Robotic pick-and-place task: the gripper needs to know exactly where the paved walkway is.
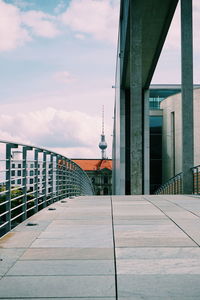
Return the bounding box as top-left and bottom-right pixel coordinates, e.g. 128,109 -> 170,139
1,195 -> 200,299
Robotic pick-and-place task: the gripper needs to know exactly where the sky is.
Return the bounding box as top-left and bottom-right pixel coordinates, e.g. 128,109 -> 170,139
0,0 -> 200,159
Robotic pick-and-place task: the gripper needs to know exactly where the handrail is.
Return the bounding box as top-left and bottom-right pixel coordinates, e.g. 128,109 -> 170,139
155,165 -> 200,195
154,172 -> 183,195
192,165 -> 200,194
0,140 -> 94,237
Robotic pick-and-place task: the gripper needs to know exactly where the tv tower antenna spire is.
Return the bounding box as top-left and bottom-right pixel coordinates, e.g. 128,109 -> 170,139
99,105 -> 107,159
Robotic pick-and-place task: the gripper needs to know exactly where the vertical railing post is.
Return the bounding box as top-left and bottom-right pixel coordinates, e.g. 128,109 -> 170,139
34,149 -> 39,213
5,144 -> 12,232
42,152 -> 47,208
5,143 -> 18,232
22,146 -> 32,221
49,153 -> 54,203
56,156 -> 60,201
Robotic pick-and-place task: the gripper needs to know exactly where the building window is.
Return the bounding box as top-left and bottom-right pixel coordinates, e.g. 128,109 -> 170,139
11,170 -> 15,177
17,179 -> 21,185
30,178 -> 34,184
17,170 -> 21,176
12,163 -> 15,169
104,176 -> 108,184
30,170 -> 34,176
103,187 -> 108,195
18,164 -> 21,168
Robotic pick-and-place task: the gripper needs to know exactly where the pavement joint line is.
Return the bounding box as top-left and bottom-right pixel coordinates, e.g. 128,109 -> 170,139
150,194 -> 200,220
144,196 -> 200,248
110,196 -> 118,300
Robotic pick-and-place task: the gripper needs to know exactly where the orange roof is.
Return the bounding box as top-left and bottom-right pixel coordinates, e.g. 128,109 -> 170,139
72,159 -> 112,171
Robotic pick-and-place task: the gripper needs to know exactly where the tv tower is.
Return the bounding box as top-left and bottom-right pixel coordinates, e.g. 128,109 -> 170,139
99,106 -> 107,159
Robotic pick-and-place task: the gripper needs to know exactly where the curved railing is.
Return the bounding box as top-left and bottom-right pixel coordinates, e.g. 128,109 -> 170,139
0,140 -> 94,237
154,173 -> 183,195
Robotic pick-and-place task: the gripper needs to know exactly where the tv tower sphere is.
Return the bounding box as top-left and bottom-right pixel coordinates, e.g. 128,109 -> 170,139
99,136 -> 107,150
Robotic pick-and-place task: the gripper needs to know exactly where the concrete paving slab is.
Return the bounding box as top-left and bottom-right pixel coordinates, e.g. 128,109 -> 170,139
30,237 -> 113,248
0,298 -> 116,300
117,274 -> 200,298
0,276 -> 115,298
12,220 -> 52,232
0,231 -> 40,248
49,219 -> 112,225
20,247 -> 114,260
116,247 -> 200,259
0,249 -> 25,276
7,259 -> 115,276
117,258 -> 200,274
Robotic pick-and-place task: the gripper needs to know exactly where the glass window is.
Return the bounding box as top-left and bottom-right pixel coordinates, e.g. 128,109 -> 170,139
17,179 -> 21,185
11,170 -> 15,177
17,170 -> 21,176
18,164 -> 21,168
103,187 -> 108,195
150,116 -> 162,134
11,163 -> 15,168
30,170 -> 34,176
30,178 -> 34,184
104,176 -> 108,184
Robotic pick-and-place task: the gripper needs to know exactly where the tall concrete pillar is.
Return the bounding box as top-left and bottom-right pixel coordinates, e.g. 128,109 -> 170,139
120,89 -> 126,194
181,0 -> 194,194
130,1 -> 143,194
143,89 -> 150,194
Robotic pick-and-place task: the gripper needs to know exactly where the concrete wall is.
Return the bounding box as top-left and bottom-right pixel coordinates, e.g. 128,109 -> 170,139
160,88 -> 200,183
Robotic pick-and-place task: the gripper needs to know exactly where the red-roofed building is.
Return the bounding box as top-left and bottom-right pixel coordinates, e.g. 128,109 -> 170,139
72,159 -> 112,195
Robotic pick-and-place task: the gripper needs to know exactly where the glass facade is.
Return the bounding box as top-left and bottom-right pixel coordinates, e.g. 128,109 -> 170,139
149,87 -> 181,110
149,85 -> 182,193
150,116 -> 163,194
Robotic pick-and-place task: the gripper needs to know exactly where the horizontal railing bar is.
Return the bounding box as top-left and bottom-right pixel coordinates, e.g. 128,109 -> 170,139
0,210 -> 8,217
11,211 -> 25,222
0,221 -> 9,229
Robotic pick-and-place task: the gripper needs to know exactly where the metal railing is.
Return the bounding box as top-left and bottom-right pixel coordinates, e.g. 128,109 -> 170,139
0,140 -> 94,237
192,165 -> 200,194
154,173 -> 183,195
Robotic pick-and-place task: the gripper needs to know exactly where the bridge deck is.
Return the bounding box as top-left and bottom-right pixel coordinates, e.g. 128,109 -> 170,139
1,195 -> 200,299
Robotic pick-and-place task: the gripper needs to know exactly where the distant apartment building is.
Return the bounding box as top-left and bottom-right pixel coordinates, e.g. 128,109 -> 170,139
11,151 -> 49,193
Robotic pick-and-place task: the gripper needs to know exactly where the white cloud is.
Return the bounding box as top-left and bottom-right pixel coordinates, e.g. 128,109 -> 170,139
75,33 -> 85,40
0,0 -> 60,52
53,71 -> 76,83
60,0 -> 119,44
0,107 -> 112,158
21,10 -> 60,38
0,0 -> 31,51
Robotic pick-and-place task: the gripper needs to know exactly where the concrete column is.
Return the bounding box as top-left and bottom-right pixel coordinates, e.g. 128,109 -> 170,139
120,88 -> 125,194
130,1 -> 143,194
181,0 -> 194,194
143,89 -> 150,194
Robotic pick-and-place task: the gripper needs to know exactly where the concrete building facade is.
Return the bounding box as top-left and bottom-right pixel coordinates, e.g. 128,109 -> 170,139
112,0 -> 194,195
161,88 -> 200,183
